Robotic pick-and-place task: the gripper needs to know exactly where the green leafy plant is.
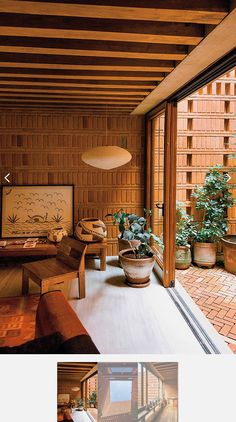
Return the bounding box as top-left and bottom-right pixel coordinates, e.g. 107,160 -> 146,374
106,208 -> 162,258
7,213 -> 20,224
77,398 -> 84,408
176,202 -> 196,246
191,165 -> 234,243
88,391 -> 97,408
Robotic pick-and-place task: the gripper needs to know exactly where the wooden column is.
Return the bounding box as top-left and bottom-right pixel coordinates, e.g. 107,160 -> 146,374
163,101 -> 177,287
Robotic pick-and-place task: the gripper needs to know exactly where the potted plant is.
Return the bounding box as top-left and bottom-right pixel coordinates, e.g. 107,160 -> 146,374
191,165 -> 234,268
77,399 -> 84,411
88,391 -> 97,408
175,202 -> 196,270
105,209 -> 148,252
118,214 -> 162,288
221,130 -> 236,274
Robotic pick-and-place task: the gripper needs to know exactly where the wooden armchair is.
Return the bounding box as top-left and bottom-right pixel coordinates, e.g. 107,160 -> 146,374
22,237 -> 87,298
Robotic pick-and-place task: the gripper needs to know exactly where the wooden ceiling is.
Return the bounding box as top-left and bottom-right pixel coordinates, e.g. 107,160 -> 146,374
57,362 -> 97,380
0,0 -> 230,113
151,362 -> 178,382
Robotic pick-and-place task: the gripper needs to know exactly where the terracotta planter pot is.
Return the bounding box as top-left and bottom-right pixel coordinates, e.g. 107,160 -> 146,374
193,242 -> 216,268
175,245 -> 191,270
222,235 -> 236,275
119,248 -> 155,288
118,237 -> 140,252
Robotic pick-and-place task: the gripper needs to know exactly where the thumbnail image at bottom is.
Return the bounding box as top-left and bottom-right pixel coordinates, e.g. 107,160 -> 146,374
57,362 -> 178,422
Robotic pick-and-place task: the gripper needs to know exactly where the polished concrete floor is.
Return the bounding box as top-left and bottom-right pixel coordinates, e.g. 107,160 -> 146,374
0,256 -> 228,354
153,405 -> 178,422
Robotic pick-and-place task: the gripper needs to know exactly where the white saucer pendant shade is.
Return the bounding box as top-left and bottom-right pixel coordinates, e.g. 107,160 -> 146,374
82,146 -> 132,170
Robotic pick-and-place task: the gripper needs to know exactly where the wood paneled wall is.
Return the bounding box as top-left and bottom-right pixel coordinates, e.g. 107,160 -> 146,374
0,110 -> 145,255
57,375 -> 81,401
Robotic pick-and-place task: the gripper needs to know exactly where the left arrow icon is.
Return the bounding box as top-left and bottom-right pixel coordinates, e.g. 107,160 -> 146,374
4,173 -> 11,183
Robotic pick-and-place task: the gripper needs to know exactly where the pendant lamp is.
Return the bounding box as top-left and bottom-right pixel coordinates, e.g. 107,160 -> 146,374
81,112 -> 132,170
71,387 -> 80,392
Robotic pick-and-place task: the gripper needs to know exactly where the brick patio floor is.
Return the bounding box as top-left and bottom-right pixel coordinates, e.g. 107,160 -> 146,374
176,264 -> 236,353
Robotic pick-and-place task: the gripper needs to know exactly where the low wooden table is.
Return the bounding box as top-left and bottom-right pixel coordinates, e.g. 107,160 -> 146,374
85,241 -> 107,271
0,239 -> 57,258
0,238 -> 107,270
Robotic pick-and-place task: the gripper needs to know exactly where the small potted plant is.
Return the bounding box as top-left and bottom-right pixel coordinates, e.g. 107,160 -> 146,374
105,209 -> 146,252
118,213 -> 162,288
191,165 -> 234,268
77,399 -> 84,411
175,202 -> 196,270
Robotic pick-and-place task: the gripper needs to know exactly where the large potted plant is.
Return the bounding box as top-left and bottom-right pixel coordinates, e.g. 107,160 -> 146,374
175,202 -> 196,270
221,130 -> 236,274
106,209 -> 151,252
191,166 -> 234,268
118,216 -> 161,288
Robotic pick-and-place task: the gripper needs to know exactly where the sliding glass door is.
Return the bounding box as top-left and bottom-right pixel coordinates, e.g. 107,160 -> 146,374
146,102 -> 177,287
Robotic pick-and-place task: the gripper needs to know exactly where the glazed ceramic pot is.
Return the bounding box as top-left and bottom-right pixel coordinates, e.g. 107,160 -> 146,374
175,245 -> 192,270
222,235 -> 236,275
193,242 -> 216,268
119,248 -> 155,288
75,218 -> 107,242
47,227 -> 68,243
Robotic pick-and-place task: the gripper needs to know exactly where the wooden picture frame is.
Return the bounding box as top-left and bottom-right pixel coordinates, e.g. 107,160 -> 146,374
1,185 -> 74,238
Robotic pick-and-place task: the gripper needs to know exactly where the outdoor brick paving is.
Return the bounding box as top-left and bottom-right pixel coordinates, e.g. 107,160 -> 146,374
176,265 -> 236,354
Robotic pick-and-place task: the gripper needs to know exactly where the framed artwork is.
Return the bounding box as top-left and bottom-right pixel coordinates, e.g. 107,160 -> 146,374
58,394 -> 70,405
1,185 -> 74,238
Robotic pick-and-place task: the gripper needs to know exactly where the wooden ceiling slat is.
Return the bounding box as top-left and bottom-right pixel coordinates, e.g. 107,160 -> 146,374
0,69 -> 165,81
0,27 -> 203,46
0,77 -> 158,87
0,1 -> 227,24
0,88 -> 150,95
0,61 -> 173,72
0,80 -> 156,89
0,93 -> 144,99
0,45 -> 187,61
0,98 -> 140,104
0,53 -> 175,70
0,36 -> 188,59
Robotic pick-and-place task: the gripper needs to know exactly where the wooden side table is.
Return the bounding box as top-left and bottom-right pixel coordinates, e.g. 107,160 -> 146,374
85,241 -> 107,271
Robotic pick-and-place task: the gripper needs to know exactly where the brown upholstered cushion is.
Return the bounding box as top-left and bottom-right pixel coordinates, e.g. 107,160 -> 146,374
36,290 -> 88,341
60,334 -> 99,354
0,332 -> 62,354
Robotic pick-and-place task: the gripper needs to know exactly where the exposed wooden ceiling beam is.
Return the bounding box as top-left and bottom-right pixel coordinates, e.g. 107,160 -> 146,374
0,37 -> 188,60
0,61 -> 173,72
0,98 -> 140,104
0,53 -> 175,71
0,45 -> 186,61
0,1 -> 228,24
0,94 -> 145,100
0,105 -> 134,111
0,77 -> 158,87
0,80 -> 156,89
0,22 -> 203,46
133,7 -> 236,114
0,69 -> 165,81
0,88 -> 150,95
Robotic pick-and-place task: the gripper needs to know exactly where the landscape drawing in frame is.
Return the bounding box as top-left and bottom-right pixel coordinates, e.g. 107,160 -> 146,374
1,185 -> 74,238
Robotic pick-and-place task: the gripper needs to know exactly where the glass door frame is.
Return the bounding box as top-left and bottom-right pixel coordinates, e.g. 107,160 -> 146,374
146,101 -> 177,288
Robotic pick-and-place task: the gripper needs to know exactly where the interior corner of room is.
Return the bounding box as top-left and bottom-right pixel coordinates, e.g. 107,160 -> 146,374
0,0 -> 236,355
